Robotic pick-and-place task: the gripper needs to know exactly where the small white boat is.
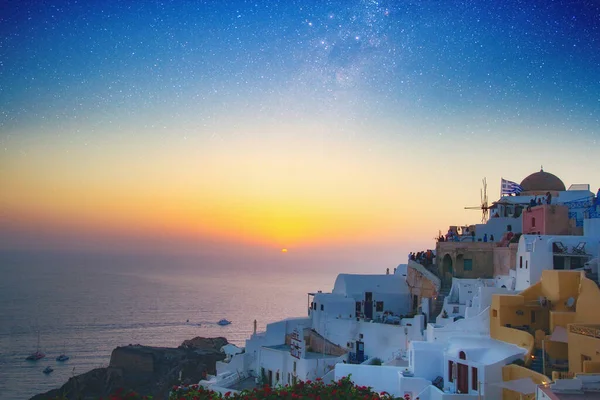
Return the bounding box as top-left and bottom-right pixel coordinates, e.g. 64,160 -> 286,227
43,366 -> 54,374
56,343 -> 69,361
217,319 -> 231,326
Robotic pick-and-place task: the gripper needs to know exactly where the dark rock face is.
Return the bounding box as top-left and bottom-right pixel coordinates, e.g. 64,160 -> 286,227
30,337 -> 228,400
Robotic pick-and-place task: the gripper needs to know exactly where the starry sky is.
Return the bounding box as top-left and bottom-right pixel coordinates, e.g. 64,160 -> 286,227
1,0 -> 600,268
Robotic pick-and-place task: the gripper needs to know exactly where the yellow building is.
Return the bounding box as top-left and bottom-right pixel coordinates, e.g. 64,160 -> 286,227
489,270 -> 600,399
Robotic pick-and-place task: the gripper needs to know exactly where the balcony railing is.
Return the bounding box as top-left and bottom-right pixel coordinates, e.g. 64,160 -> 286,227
569,324 -> 600,339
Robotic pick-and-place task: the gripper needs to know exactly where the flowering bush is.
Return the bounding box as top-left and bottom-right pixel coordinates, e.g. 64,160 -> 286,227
48,377 -> 397,400
168,376 -> 397,399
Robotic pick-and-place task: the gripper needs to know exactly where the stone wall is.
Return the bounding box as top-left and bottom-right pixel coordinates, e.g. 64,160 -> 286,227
436,242 -> 496,282
493,243 -> 518,276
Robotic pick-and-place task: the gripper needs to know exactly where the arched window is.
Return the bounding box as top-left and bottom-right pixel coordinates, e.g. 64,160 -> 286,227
459,351 -> 466,360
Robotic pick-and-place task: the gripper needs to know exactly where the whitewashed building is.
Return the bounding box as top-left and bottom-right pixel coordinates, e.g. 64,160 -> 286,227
514,234 -> 600,290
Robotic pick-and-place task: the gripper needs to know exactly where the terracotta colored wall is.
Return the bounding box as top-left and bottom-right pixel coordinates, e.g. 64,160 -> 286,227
523,206 -> 545,234
522,205 -> 570,235
544,205 -> 570,235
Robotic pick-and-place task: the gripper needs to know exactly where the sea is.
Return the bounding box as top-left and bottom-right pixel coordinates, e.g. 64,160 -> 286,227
0,250 -> 382,400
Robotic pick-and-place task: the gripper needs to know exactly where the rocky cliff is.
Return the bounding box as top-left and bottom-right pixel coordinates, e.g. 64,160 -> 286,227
30,337 -> 228,400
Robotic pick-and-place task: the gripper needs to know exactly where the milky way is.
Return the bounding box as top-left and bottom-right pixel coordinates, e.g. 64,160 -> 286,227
1,0 -> 599,148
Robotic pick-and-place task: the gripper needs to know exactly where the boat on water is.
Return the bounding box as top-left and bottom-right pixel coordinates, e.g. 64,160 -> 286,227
26,332 -> 45,361
56,342 -> 69,361
42,366 -> 54,374
217,319 -> 231,326
26,351 -> 46,361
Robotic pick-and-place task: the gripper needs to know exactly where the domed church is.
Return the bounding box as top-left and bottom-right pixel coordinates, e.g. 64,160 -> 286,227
519,168 -> 566,195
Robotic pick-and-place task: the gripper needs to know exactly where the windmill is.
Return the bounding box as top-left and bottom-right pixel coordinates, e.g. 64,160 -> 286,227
464,178 -> 491,223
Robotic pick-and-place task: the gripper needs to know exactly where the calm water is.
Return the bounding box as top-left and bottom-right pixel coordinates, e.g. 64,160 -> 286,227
0,251 -> 376,400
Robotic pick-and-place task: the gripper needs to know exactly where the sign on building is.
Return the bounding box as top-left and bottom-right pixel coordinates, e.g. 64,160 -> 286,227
290,327 -> 305,359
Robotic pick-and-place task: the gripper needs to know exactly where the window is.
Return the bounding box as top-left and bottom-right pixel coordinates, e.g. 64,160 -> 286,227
520,256 -> 523,268
464,259 -> 473,271
472,367 -> 478,391
276,372 -> 280,382
459,351 -> 466,360
532,217 -> 536,227
448,361 -> 454,382
320,304 -> 324,311
293,361 -> 297,373
526,260 -> 528,269
531,310 -> 536,323
313,302 -> 317,310
376,301 -> 384,312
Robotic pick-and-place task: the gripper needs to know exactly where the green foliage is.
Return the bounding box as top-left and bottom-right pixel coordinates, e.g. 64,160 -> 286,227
370,358 -> 383,366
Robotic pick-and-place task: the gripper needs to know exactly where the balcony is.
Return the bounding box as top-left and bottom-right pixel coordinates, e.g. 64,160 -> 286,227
569,324 -> 600,339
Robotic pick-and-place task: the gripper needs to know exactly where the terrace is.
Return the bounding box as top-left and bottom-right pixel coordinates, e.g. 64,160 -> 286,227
569,323 -> 600,339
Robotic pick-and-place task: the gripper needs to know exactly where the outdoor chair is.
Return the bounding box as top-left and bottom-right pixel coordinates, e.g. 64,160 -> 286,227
553,242 -> 568,253
573,242 -> 586,255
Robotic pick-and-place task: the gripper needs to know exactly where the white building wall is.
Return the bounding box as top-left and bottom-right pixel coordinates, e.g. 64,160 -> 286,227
494,275 -> 516,290
475,217 -> 523,242
315,317 -> 423,362
259,347 -> 286,385
310,294 -> 355,331
245,317 -> 310,375
516,235 -> 600,290
483,362 -> 504,400
410,342 -> 445,381
466,287 -> 513,318
584,218 -> 600,238
399,376 -> 435,400
426,308 -> 490,343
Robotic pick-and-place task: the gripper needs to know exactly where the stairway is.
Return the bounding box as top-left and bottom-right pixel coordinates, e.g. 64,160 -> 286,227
434,284 -> 452,317
530,348 -> 545,375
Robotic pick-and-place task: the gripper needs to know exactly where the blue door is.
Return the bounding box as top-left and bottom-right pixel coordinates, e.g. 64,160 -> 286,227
356,341 -> 365,363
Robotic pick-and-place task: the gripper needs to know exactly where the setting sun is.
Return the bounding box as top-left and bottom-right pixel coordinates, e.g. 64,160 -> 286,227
281,248 -> 288,253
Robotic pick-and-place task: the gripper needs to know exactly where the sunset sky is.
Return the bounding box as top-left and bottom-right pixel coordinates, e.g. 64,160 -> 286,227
1,1 -> 599,268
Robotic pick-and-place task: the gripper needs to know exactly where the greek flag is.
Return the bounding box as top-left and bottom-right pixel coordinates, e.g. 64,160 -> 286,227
501,178 -> 523,195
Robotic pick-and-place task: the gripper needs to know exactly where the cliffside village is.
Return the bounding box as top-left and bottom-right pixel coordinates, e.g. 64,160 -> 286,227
198,169 -> 600,400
